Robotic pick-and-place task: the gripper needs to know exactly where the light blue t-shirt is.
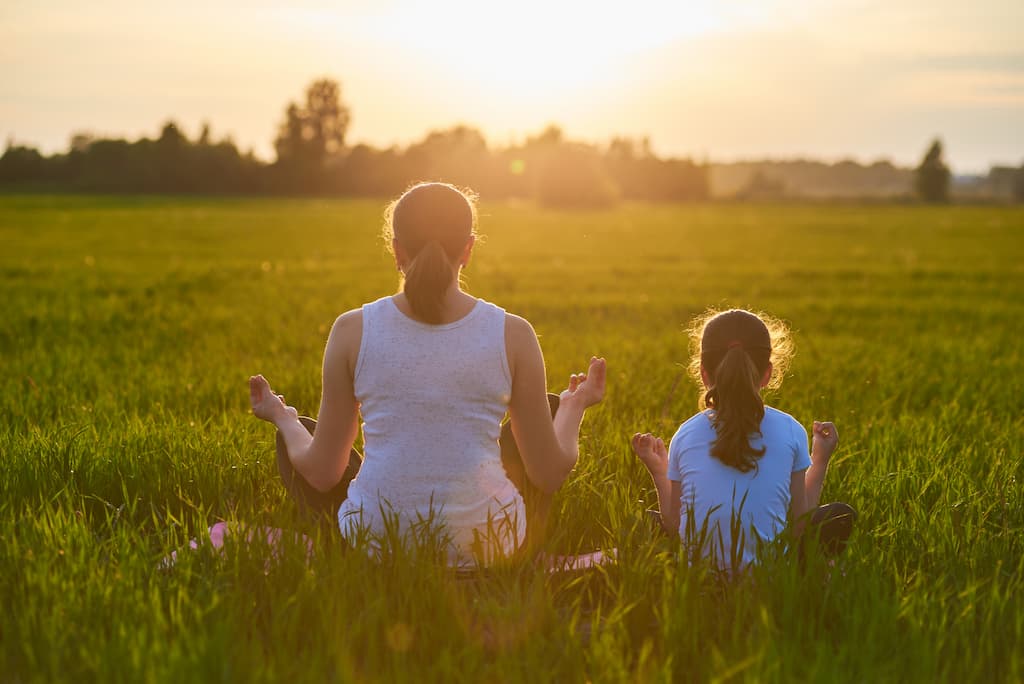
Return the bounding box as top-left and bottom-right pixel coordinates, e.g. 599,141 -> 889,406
667,406 -> 812,571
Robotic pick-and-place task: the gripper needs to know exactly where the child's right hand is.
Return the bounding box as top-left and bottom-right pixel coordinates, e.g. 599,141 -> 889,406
632,432 -> 668,479
811,421 -> 839,463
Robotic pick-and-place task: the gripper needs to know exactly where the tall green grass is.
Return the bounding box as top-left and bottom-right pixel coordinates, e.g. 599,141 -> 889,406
1,195 -> 1022,681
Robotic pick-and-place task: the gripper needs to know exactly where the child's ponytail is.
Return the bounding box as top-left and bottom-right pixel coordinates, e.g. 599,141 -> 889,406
704,346 -> 766,472
403,240 -> 454,325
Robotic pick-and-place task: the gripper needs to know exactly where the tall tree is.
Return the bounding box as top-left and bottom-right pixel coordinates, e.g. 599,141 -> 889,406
915,138 -> 951,203
274,78 -> 350,171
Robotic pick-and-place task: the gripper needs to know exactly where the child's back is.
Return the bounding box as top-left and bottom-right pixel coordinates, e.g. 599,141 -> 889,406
633,308 -> 853,573
670,406 -> 810,568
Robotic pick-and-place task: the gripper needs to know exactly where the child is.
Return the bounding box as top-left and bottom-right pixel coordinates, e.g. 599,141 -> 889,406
632,308 -> 854,571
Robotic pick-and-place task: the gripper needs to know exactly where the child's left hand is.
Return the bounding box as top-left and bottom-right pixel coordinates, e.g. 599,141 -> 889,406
811,420 -> 839,463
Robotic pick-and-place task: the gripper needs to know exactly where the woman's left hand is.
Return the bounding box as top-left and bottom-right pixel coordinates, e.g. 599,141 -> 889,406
249,374 -> 297,426
560,356 -> 607,409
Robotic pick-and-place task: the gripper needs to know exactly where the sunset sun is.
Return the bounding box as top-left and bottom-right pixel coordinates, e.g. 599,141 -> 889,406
364,1 -> 721,99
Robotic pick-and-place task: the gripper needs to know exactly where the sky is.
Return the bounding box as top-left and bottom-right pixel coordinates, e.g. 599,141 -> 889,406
2,0 -> 1022,173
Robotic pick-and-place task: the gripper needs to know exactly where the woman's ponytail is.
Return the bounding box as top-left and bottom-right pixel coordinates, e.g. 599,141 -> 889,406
704,346 -> 767,472
403,240 -> 454,325
385,182 -> 478,324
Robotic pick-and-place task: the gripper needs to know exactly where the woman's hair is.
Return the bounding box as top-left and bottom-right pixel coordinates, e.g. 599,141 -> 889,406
686,309 -> 794,472
383,182 -> 478,324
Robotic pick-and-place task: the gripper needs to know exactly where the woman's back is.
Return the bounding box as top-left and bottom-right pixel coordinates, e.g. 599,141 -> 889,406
338,295 -> 523,564
251,182 -> 605,568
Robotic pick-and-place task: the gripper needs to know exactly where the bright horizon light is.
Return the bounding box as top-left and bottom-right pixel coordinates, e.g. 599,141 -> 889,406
1,0 -> 1022,172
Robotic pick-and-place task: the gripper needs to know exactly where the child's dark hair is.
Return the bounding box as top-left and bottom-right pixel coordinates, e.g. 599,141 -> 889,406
383,182 -> 478,324
687,309 -> 794,472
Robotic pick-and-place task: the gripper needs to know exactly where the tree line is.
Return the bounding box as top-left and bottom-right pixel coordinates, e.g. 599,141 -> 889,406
0,79 -> 706,206
2,78 -> 1021,204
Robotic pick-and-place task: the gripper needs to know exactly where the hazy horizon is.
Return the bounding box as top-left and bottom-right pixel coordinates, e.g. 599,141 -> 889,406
3,0 -> 1022,174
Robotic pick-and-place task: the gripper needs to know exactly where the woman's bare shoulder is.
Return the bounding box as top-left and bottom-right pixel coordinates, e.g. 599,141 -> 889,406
323,308 -> 364,377
503,312 -> 543,380
331,307 -> 364,343
504,312 -> 538,347
332,307 -> 364,333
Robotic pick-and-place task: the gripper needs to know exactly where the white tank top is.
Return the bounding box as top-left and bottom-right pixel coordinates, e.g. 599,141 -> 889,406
337,295 -> 524,566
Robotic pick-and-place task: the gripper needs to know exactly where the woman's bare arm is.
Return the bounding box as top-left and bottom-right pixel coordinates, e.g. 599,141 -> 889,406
505,314 -> 605,494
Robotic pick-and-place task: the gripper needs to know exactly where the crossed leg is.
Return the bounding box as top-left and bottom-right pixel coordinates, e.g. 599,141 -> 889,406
799,502 -> 857,559
275,417 -> 359,525
275,394 -> 562,553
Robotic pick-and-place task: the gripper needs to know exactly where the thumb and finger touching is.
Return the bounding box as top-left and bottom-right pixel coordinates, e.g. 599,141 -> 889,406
249,375 -> 270,406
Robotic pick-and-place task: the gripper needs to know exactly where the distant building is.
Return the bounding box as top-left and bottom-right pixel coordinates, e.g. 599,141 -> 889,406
709,159 -> 912,200
951,166 -> 1019,202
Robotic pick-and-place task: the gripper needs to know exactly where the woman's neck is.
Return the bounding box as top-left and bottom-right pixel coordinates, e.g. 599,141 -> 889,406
393,286 -> 476,324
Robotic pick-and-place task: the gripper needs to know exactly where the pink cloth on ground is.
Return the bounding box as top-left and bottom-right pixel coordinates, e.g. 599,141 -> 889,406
162,523 -> 613,574
161,522 -> 314,568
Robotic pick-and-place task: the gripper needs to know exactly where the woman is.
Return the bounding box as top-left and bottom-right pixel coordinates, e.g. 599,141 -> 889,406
250,182 -> 605,566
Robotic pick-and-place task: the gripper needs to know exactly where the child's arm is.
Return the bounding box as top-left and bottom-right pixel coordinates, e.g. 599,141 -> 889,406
632,433 -> 681,534
805,420 -> 838,509
790,420 -> 838,534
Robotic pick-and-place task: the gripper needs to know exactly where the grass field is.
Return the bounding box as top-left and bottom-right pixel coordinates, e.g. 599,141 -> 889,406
2,195 -> 1023,682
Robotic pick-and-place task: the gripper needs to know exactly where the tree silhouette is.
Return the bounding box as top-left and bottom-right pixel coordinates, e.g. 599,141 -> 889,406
403,125 -> 490,189
0,142 -> 46,184
520,127 -> 619,207
274,79 -> 350,179
0,82 -> 715,202
915,139 -> 951,203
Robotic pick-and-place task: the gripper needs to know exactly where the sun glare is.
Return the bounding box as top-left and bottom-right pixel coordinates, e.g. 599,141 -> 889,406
364,1 -> 720,98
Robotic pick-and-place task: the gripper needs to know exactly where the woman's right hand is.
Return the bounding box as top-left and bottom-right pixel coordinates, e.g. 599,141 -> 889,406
632,432 -> 668,479
249,374 -> 298,426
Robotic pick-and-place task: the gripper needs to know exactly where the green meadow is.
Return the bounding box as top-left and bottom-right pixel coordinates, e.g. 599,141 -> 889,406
1,195 -> 1022,682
